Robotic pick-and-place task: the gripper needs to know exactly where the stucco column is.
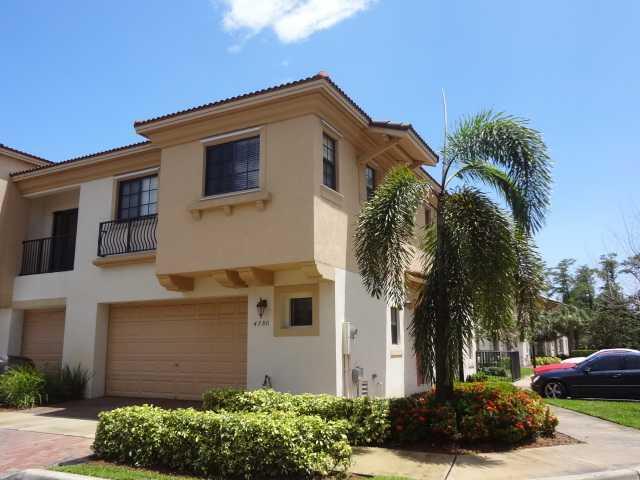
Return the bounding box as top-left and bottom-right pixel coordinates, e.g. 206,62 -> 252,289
246,286 -> 275,390
0,308 -> 23,356
61,300 -> 108,398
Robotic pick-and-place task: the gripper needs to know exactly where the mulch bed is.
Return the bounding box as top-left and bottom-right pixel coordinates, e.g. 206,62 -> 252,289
387,432 -> 580,455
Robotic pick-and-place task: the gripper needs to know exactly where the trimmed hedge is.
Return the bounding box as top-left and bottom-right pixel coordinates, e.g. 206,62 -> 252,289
203,388 -> 390,446
389,382 -> 557,445
0,366 -> 45,408
570,349 -> 597,358
534,356 -> 561,366
93,405 -> 351,479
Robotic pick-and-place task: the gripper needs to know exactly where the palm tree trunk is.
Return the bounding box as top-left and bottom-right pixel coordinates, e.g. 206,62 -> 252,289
434,204 -> 454,401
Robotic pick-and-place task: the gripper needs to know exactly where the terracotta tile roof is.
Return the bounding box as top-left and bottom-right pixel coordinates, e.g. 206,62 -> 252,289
0,143 -> 52,165
11,72 -> 437,178
10,141 -> 152,177
134,72 -> 437,160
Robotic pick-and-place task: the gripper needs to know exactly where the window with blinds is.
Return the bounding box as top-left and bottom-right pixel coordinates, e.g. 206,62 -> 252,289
205,136 -> 260,196
323,133 -> 337,190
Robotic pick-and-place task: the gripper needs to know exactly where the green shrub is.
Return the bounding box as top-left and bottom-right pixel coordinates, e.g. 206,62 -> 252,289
570,349 -> 597,357
535,356 -> 561,366
389,382 -> 557,445
466,371 -> 489,382
480,366 -> 508,377
202,388 -> 390,446
44,365 -> 90,403
0,366 -> 45,408
93,405 -> 351,479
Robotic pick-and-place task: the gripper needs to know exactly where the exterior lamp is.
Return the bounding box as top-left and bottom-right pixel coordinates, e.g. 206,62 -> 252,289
256,298 -> 268,318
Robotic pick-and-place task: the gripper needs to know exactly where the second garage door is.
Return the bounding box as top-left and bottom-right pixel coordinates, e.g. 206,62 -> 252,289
22,309 -> 65,374
106,299 -> 247,400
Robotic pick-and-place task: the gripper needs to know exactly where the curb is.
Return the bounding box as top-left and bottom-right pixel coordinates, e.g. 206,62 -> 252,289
2,469 -> 98,480
533,466 -> 640,480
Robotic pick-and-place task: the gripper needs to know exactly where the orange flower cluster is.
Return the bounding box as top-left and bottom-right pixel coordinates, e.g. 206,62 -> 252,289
389,382 -> 557,445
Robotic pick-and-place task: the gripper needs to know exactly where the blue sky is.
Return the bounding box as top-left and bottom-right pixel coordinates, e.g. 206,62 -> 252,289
1,0 -> 639,275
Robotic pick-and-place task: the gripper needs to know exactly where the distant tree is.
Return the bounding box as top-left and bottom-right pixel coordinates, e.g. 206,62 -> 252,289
588,253 -> 640,348
547,258 -> 575,303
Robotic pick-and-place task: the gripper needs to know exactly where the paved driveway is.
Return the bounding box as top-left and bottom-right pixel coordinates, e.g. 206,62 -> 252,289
0,397 -> 198,477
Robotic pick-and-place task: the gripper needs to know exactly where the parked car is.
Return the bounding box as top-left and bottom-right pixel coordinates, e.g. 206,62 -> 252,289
534,348 -> 638,374
531,350 -> 640,399
0,355 -> 35,374
561,356 -> 586,364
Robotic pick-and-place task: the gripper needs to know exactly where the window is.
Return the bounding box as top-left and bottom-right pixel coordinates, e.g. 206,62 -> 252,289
365,165 -> 376,200
118,175 -> 158,220
290,297 -> 313,327
390,307 -> 400,345
589,355 -> 624,372
323,133 -> 337,190
625,355 -> 640,370
425,206 -> 433,226
205,136 -> 260,196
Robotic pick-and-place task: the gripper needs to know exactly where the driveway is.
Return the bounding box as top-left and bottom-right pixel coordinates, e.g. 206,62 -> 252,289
0,397 -> 198,477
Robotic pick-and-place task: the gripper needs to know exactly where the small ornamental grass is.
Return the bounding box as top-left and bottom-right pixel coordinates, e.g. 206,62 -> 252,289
203,388 -> 390,446
389,382 -> 558,445
0,366 -> 45,408
93,405 -> 351,479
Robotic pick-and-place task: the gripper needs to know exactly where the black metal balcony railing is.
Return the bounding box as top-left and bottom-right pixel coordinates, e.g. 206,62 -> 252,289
20,235 -> 76,275
97,214 -> 158,257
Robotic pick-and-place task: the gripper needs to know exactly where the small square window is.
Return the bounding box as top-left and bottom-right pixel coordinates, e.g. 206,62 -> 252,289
290,297 -> 313,327
390,307 -> 400,345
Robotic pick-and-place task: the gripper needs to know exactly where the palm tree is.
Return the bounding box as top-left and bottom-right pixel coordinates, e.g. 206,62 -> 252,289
355,111 -> 552,401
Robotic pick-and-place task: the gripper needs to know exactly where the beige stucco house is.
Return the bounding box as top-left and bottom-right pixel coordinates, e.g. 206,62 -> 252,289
0,73 -> 446,400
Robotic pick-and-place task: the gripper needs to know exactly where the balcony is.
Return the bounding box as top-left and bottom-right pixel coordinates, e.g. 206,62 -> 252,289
20,235 -> 76,275
97,214 -> 158,257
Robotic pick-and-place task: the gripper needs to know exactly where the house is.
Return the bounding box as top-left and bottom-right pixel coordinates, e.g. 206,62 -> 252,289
0,73 -> 448,400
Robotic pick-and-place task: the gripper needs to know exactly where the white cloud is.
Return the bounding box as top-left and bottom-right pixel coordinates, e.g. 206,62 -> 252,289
218,0 -> 376,44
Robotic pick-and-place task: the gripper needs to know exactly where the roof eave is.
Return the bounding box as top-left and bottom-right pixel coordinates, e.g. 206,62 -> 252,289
0,145 -> 52,167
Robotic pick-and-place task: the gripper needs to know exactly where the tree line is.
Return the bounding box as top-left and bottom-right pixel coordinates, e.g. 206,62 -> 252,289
542,252 -> 640,352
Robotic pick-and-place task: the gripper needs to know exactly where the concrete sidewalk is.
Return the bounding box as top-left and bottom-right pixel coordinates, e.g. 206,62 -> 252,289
352,405 -> 640,479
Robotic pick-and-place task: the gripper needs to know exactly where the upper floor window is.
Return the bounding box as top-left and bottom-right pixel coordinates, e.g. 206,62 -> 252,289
205,136 -> 260,196
425,206 -> 433,227
322,133 -> 337,190
365,165 -> 376,200
390,307 -> 400,345
118,175 -> 158,220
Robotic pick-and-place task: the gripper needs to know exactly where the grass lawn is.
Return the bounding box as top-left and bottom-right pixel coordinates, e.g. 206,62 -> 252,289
51,462 -> 412,480
546,398 -> 640,430
521,366 -> 533,378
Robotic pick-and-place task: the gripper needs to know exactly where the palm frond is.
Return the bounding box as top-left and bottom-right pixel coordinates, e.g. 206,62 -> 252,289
453,162 -> 528,227
513,228 -> 545,341
412,188 -> 517,384
446,111 -> 552,233
354,166 -> 428,308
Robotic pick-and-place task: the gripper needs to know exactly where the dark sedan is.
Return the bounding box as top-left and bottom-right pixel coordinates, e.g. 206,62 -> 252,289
531,350 -> 640,399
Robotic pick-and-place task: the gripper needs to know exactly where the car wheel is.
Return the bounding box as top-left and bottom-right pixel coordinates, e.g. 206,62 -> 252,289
543,381 -> 566,399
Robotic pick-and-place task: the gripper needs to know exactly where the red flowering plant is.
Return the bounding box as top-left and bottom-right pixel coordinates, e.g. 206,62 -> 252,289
389,382 -> 557,446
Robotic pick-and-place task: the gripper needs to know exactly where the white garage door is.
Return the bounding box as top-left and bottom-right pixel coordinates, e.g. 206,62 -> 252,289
106,299 -> 247,400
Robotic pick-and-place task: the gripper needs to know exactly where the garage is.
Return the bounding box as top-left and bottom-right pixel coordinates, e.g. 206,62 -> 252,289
106,298 -> 247,400
21,308 -> 65,374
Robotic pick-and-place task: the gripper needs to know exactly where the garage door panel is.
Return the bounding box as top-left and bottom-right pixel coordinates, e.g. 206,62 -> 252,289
107,299 -> 247,400
22,309 -> 65,374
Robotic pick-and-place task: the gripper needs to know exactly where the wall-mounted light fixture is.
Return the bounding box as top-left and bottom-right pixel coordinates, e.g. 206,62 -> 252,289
256,297 -> 268,318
